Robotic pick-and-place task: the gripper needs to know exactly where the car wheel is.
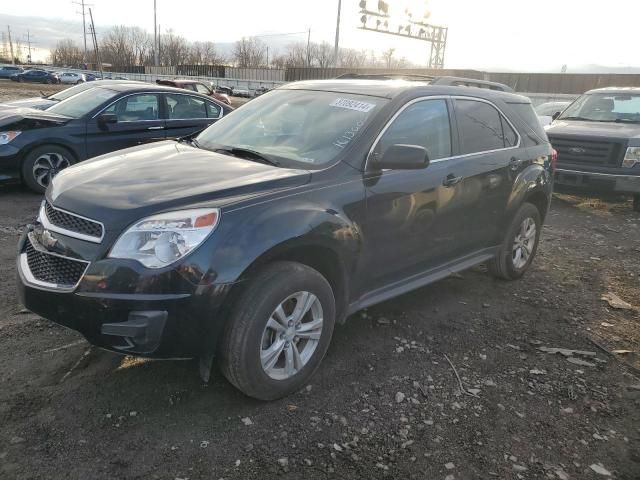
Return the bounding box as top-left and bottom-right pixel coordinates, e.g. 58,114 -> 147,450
18,77 -> 23,83
219,261 -> 336,400
633,194 -> 640,212
22,145 -> 74,194
489,202 -> 541,280
76,80 -> 83,84
46,78 -> 53,84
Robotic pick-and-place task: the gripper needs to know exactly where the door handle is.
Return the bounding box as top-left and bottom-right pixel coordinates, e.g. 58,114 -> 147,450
147,125 -> 165,130
443,173 -> 463,187
509,157 -> 523,170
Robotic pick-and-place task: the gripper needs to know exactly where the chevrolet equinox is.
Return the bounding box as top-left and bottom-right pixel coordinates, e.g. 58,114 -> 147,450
17,79 -> 554,400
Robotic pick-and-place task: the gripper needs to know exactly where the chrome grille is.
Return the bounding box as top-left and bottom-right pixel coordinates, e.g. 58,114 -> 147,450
44,202 -> 103,240
25,239 -> 88,288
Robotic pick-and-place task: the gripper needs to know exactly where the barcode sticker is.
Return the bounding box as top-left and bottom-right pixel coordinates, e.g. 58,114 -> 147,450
330,98 -> 376,113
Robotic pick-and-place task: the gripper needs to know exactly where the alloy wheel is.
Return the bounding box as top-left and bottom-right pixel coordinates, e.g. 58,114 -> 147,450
512,217 -> 536,269
32,152 -> 71,189
260,291 -> 323,380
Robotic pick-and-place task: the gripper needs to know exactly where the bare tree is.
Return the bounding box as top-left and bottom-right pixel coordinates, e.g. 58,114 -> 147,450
339,47 -> 368,68
49,38 -> 83,66
100,26 -> 151,66
233,37 -> 267,67
311,41 -> 333,68
381,48 -> 395,69
159,29 -> 190,66
187,41 -> 225,65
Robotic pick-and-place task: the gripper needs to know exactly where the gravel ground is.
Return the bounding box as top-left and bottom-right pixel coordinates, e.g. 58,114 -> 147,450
0,81 -> 639,479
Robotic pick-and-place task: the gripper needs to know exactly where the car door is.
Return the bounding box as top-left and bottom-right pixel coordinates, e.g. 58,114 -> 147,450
444,97 -> 520,254
163,93 -> 223,140
84,93 -> 166,158
362,97 -> 466,288
25,71 -> 41,83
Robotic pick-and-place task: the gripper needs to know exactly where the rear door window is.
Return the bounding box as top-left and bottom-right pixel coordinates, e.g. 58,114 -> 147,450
455,99 -> 517,154
166,94 -> 208,119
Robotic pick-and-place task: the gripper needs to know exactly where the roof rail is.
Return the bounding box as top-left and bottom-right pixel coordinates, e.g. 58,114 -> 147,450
334,73 -> 514,92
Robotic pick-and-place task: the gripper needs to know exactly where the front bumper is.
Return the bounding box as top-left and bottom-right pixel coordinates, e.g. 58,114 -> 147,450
16,229 -> 234,358
0,144 -> 22,183
555,168 -> 640,194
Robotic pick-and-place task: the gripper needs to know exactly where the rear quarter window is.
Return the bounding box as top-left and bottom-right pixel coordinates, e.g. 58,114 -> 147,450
507,102 -> 547,143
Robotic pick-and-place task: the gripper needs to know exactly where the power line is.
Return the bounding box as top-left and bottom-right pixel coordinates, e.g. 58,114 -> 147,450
73,0 -> 93,63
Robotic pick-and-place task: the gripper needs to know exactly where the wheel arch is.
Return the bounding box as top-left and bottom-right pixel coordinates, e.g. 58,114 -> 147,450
19,142 -> 80,185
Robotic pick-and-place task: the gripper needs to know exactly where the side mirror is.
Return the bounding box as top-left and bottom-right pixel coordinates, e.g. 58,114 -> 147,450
375,144 -> 430,170
551,111 -> 561,121
97,113 -> 118,125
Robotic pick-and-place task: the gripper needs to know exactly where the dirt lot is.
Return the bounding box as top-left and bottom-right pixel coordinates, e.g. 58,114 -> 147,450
1,81 -> 640,480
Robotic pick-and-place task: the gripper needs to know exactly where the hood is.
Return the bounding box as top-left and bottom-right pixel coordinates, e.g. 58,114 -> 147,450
0,97 -> 56,111
0,107 -> 71,128
49,141 -> 311,229
546,119 -> 640,141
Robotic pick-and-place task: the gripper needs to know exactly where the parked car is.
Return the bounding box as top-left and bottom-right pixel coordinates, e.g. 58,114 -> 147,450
233,88 -> 251,98
156,79 -> 232,106
58,72 -> 86,84
214,85 -> 233,96
0,65 -> 24,79
85,73 -> 98,81
0,83 -> 232,192
10,69 -> 59,84
16,79 -> 554,400
254,86 -> 271,97
546,87 -> 640,211
535,101 -> 571,127
0,80 -> 144,111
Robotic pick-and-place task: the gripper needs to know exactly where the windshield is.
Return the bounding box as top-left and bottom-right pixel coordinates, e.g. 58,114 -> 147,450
196,89 -> 386,169
47,87 -> 119,118
559,93 -> 640,123
49,82 -> 96,101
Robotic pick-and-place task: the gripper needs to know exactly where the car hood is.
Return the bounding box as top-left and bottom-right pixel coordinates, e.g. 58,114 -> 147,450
0,97 -> 56,111
49,141 -> 311,229
546,119 -> 640,140
0,107 -> 71,128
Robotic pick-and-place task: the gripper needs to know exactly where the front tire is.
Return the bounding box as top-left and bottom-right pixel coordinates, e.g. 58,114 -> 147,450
21,145 -> 74,193
219,261 -> 336,400
489,202 -> 542,280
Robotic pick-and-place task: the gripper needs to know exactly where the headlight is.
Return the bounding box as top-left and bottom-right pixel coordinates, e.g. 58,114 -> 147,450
0,131 -> 21,145
109,208 -> 220,268
623,147 -> 640,168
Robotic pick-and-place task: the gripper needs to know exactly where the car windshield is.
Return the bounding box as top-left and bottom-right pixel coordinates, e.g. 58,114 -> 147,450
559,93 -> 640,123
196,89 -> 386,169
49,82 -> 95,101
47,87 -> 119,118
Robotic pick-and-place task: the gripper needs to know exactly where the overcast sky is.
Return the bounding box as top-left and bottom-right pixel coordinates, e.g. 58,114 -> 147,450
2,0 -> 639,71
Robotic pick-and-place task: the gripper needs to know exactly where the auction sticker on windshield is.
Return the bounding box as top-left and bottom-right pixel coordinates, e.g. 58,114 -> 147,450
330,98 -> 376,113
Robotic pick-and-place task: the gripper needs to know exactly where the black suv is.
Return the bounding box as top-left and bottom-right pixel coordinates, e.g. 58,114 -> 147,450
17,79 -> 554,400
547,87 -> 640,211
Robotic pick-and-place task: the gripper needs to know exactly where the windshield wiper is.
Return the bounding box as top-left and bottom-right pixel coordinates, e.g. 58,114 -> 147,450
614,118 -> 640,123
213,146 -> 280,167
559,116 -> 600,122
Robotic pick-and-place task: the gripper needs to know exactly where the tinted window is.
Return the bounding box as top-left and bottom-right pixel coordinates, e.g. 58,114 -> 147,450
501,117 -> 517,147
166,94 -> 207,119
104,94 -> 159,121
376,99 -> 452,160
508,103 -> 546,142
206,101 -> 221,118
456,99 -> 512,154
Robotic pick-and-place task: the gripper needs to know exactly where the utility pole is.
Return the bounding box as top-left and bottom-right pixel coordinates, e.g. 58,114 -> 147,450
88,8 -> 102,77
24,30 -> 32,64
153,0 -> 158,66
73,0 -> 91,64
7,26 -> 14,65
333,0 -> 342,67
306,28 -> 311,66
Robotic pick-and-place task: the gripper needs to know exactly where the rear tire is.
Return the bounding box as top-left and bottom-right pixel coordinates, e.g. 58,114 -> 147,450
633,194 -> 640,212
218,261 -> 336,400
489,203 -> 541,280
21,145 -> 75,194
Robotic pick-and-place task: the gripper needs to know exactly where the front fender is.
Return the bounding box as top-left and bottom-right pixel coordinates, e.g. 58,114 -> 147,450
207,200 -> 363,284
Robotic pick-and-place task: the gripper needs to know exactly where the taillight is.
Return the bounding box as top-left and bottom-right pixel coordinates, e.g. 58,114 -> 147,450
550,148 -> 558,173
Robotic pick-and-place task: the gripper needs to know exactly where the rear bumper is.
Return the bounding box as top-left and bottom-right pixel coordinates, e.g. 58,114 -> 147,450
555,168 -> 640,194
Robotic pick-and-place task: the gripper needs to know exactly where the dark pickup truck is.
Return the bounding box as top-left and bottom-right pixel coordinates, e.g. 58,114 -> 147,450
546,87 -> 640,211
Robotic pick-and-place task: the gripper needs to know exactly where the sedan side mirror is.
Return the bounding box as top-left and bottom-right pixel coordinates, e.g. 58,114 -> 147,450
97,113 -> 118,125
375,144 -> 430,170
551,111 -> 561,121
